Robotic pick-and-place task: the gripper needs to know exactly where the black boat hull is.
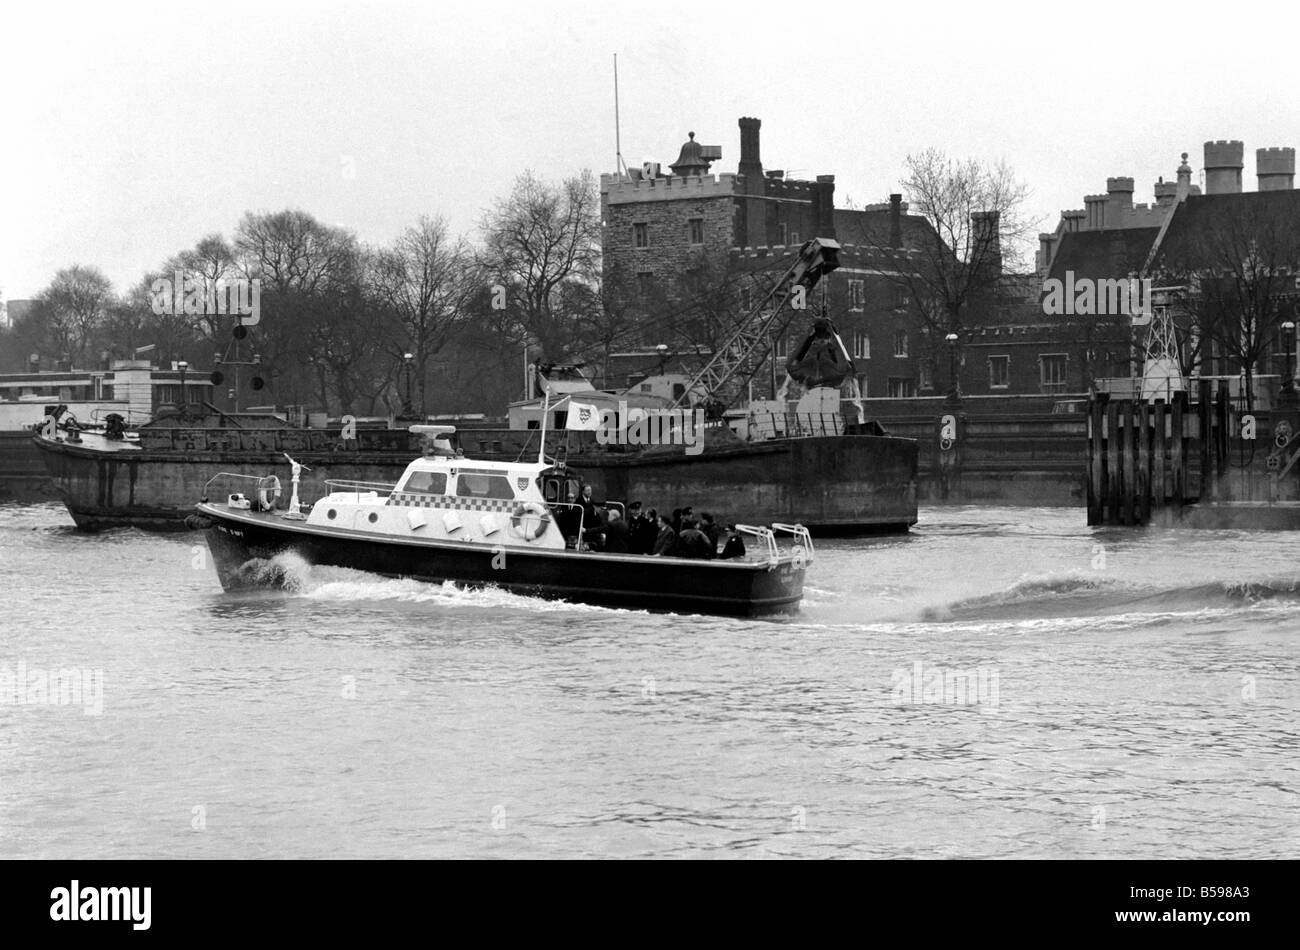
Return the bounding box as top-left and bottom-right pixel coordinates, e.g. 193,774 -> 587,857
197,504 -> 806,617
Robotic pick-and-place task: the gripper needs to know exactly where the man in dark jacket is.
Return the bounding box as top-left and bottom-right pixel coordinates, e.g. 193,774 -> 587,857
635,507 -> 660,554
700,512 -> 723,554
652,513 -> 677,556
603,509 -> 630,553
626,501 -> 647,554
719,524 -> 747,559
675,518 -> 714,559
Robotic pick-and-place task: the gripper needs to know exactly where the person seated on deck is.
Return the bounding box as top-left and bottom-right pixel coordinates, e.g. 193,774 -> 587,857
719,524 -> 747,560
651,513 -> 677,556
674,517 -> 714,560
603,508 -> 630,553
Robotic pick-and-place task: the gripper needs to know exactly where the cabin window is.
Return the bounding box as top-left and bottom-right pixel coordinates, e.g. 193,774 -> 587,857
455,472 -> 516,500
404,471 -> 448,494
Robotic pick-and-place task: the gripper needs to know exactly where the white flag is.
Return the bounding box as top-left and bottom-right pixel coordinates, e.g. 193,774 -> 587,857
566,400 -> 602,431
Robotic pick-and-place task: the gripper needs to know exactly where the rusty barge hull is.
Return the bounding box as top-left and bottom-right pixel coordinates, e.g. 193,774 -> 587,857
33,433 -> 918,533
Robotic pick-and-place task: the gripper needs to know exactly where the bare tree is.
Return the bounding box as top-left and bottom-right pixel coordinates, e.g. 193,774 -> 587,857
479,170 -> 602,362
854,150 -> 1036,394
373,216 -> 477,415
234,210 -> 363,409
1155,196 -> 1300,409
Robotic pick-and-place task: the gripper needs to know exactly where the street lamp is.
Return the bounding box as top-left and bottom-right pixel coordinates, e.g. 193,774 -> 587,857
402,352 -> 415,416
1282,321 -> 1296,394
945,333 -> 960,397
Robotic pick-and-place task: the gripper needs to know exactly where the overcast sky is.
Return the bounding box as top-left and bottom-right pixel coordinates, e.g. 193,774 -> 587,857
3,0 -> 1297,300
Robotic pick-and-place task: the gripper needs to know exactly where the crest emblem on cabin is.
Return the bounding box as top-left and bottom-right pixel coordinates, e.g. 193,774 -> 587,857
516,477 -> 529,492
578,407 -> 592,424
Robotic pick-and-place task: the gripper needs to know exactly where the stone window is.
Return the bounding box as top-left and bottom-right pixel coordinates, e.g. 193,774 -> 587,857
688,218 -> 704,245
919,359 -> 935,391
888,377 -> 916,398
848,279 -> 865,311
1039,353 -> 1068,393
853,331 -> 870,360
633,222 -> 649,248
893,330 -> 909,358
774,335 -> 789,359
989,355 -> 1010,389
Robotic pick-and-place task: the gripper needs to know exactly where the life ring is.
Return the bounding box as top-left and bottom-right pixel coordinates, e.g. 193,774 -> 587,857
258,477 -> 282,510
509,502 -> 552,541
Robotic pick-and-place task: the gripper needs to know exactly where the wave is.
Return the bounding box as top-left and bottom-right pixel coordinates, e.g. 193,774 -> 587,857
922,571 -> 1300,624
229,551 -> 625,615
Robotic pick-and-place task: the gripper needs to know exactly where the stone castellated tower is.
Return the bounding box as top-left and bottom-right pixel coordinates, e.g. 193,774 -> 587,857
1203,140 -> 1244,195
1256,147 -> 1296,191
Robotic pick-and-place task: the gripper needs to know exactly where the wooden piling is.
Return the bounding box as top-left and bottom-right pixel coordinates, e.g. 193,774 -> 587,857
1136,401 -> 1151,525
1086,395 -> 1106,525
1171,393 -> 1186,506
1159,402 -> 1170,517
1112,397 -> 1123,525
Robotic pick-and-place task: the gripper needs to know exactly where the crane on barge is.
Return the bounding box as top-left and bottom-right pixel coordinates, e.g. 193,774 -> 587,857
670,237 -> 862,435
671,237 -> 844,412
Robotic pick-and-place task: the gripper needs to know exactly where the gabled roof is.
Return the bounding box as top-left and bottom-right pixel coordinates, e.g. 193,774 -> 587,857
1046,227 -> 1161,283
1147,189 -> 1300,273
832,209 -> 936,252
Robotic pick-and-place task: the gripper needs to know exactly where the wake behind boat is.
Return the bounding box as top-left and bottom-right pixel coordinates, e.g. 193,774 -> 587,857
193,425 -> 812,617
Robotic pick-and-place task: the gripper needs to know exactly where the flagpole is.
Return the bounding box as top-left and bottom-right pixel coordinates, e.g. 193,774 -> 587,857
537,389 -> 550,465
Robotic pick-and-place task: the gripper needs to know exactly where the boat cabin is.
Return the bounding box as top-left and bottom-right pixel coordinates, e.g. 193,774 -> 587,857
304,426 -> 588,550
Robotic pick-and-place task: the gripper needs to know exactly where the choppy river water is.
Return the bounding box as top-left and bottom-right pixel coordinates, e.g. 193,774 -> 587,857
1,501 -> 1297,858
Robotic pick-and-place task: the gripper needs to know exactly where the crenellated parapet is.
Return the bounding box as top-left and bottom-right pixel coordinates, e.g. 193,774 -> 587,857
601,172 -> 739,205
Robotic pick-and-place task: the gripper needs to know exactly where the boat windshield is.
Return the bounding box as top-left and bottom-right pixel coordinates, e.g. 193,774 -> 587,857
403,471 -> 448,494
455,471 -> 516,500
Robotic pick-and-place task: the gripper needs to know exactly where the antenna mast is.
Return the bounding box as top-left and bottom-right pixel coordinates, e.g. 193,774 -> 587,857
614,53 -> 627,178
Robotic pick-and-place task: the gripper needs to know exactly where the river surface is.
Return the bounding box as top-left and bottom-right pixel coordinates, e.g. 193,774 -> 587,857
1,501 -> 1297,859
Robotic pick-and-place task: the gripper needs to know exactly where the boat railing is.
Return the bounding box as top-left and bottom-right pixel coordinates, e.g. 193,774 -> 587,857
734,524 -> 780,568
546,500 -> 586,549
201,471 -> 283,506
748,412 -> 846,441
771,522 -> 815,566
322,478 -> 396,500
88,407 -> 150,427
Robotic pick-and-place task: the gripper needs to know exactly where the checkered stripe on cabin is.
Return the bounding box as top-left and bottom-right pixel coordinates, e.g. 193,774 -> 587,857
387,492 -> 520,513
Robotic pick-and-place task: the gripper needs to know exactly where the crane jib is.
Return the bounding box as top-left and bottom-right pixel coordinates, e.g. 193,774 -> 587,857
676,238 -> 842,410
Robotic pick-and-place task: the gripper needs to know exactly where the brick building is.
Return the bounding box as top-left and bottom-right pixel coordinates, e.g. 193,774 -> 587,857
599,117 -> 945,400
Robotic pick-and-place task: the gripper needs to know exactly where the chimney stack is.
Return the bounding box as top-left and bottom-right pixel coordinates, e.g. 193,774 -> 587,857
738,117 -> 762,178
1038,232 -> 1058,275
889,193 -> 903,249
1153,176 -> 1178,207
1106,176 -> 1135,216
814,175 -> 836,237
971,211 -> 1002,275
1204,140 -> 1244,195
1256,147 -> 1296,191
1084,194 -> 1107,229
